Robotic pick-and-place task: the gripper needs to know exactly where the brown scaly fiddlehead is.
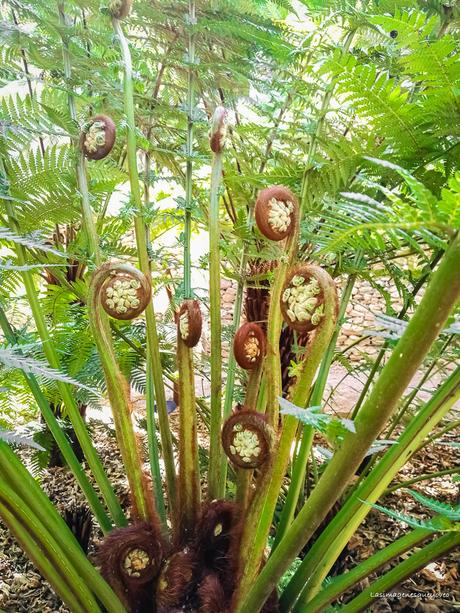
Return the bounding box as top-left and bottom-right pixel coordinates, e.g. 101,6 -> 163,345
155,548 -> 197,609
97,522 -> 163,612
177,299 -> 202,348
221,410 -> 274,470
196,572 -> 228,613
280,264 -> 329,335
255,185 -> 299,242
107,0 -> 132,20
80,115 -> 116,161
233,321 -> 267,411
88,262 -> 157,524
233,322 -> 266,371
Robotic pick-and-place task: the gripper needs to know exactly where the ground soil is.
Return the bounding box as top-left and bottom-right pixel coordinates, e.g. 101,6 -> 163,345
0,411 -> 458,612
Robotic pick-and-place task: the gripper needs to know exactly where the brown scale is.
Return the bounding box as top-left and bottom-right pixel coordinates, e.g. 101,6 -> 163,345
96,522 -> 163,612
244,259 -> 309,395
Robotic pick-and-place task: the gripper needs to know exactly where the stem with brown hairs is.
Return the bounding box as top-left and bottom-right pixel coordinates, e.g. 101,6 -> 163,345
88,263 -> 157,525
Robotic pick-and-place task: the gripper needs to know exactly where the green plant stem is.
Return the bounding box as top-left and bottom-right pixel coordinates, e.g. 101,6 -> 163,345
339,531 -> 460,613
0,481 -> 102,613
183,0 -> 196,298
385,466 -> 460,494
88,263 -> 156,524
240,233 -> 460,613
58,1 -> 100,265
236,469 -> 252,509
351,248 -> 443,420
177,334 -> 201,538
416,418 -> 460,453
303,528 -> 433,612
234,268 -> 338,609
386,335 -> 452,438
245,362 -> 264,410
146,352 -> 168,533
283,364 -> 460,611
0,306 -> 112,533
273,272 -> 356,548
143,142 -> 168,534
208,149 -> 224,500
0,157 -> 125,528
264,235 -> 298,428
219,218 -> 252,496
0,443 -> 124,612
112,17 -> 178,525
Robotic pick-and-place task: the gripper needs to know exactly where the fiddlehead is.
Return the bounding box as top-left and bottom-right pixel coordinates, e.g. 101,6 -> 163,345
221,410 -> 274,470
156,548 -> 197,608
100,267 -> 151,320
177,299 -> 202,348
280,264 -> 328,334
80,115 -> 116,161
255,185 -> 298,242
107,0 -> 132,19
98,522 -> 163,611
233,322 -> 266,371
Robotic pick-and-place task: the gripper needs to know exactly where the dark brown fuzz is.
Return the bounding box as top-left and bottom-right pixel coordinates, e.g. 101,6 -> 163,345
255,185 -> 298,241
97,522 -> 163,612
176,299 -> 202,348
156,548 -> 197,609
221,409 -> 273,469
80,114 -> 116,160
233,322 -> 266,370
197,572 -> 229,613
194,500 -> 240,575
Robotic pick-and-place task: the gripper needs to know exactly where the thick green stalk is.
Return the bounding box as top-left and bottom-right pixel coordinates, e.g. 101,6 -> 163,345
0,443 -> 124,612
282,368 -> 460,611
240,233 -> 460,612
208,150 -> 224,500
351,248 -> 443,420
0,306 -> 111,533
0,482 -> 101,613
177,334 -> 201,538
339,531 -> 460,612
183,0 -> 196,298
88,263 -> 156,524
265,233 -> 299,428
234,268 -> 338,609
0,158 -> 125,528
386,335 -> 452,438
112,17 -> 178,523
303,527 -> 435,613
273,273 -> 356,547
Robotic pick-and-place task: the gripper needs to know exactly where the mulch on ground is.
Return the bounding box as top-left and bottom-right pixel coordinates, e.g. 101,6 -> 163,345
0,420 -> 458,612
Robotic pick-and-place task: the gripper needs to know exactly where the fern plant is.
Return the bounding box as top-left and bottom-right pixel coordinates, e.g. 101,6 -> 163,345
0,1 -> 459,612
